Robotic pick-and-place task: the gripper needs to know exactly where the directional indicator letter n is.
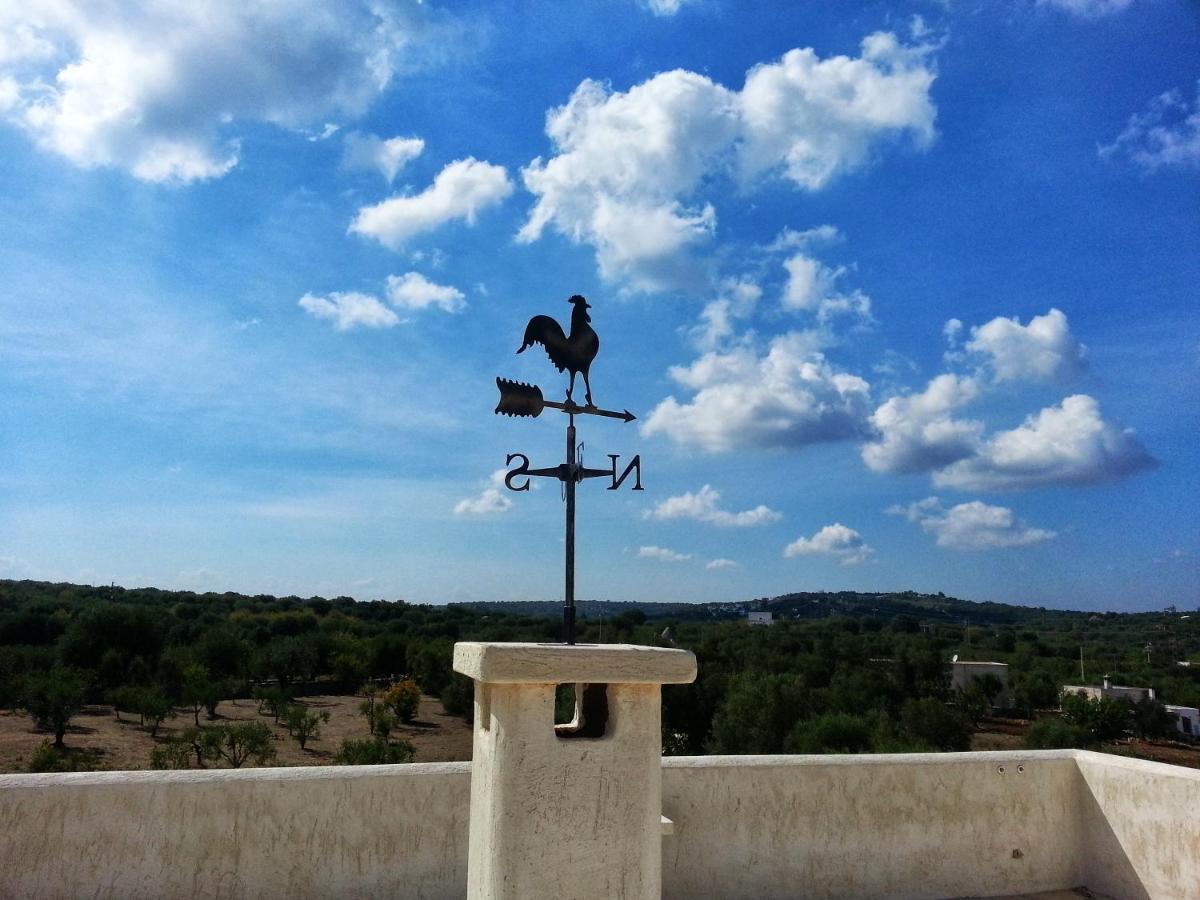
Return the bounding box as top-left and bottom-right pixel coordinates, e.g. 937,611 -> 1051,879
607,454 -> 643,491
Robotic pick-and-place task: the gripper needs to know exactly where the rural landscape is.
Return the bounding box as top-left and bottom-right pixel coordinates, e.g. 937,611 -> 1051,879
2,578 -> 1197,774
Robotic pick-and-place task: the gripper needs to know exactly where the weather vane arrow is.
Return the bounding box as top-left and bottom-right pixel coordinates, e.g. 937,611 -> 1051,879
495,378 -> 636,423
494,294 -> 643,645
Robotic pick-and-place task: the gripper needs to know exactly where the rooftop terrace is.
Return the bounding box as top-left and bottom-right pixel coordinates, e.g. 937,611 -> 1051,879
2,643 -> 1196,899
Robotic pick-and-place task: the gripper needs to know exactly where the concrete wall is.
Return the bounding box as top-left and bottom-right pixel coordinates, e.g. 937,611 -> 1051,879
0,762 -> 471,900
2,751 -> 1198,899
1076,752 -> 1200,900
662,751 -> 1083,900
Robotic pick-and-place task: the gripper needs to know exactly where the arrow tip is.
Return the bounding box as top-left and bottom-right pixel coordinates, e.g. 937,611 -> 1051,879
623,409 -> 637,423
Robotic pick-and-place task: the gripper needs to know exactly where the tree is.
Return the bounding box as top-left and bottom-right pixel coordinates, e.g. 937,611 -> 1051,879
204,722 -> 276,768
899,698 -> 970,751
785,714 -> 874,754
135,687 -> 176,737
360,701 -> 396,739
254,685 -> 292,723
1062,693 -> 1129,743
383,679 -> 421,724
1130,698 -> 1172,741
285,705 -> 331,750
181,664 -> 220,727
1012,671 -> 1060,719
334,737 -> 415,765
440,674 -> 474,724
23,668 -> 88,748
1026,719 -> 1093,750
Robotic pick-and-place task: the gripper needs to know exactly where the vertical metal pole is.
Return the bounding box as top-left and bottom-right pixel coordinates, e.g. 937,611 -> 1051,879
564,417 -> 576,645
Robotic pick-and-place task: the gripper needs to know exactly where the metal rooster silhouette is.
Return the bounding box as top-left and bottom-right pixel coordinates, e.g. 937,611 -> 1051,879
517,294 -> 600,406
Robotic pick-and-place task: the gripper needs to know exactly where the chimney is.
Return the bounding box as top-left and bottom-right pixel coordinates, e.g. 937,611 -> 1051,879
454,641 -> 696,900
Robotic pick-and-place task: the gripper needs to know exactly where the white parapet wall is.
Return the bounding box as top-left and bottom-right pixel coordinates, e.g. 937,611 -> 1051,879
1,750 -> 1197,899
0,762 -> 472,900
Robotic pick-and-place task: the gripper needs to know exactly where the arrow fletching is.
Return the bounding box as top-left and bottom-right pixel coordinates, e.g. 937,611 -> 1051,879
495,377 -> 545,417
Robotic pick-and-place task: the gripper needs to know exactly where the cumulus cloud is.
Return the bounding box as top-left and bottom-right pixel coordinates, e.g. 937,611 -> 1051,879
642,0 -> 695,14
706,558 -> 739,570
454,469 -> 513,516
1099,83 -> 1200,173
861,374 -> 983,474
934,394 -> 1156,491
889,497 -> 1056,550
638,545 -> 692,562
298,292 -> 399,331
1037,0 -> 1133,17
966,308 -> 1086,383
783,523 -> 874,565
642,332 -> 871,453
1,2 -> 414,183
781,252 -> 871,321
519,32 -> 936,289
386,272 -> 466,313
687,276 -> 762,350
645,484 -> 782,527
343,132 -> 425,182
351,157 -> 513,249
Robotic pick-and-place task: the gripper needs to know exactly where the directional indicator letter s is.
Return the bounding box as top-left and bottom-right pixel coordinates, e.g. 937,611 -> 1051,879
504,453 -> 531,491
607,454 -> 643,491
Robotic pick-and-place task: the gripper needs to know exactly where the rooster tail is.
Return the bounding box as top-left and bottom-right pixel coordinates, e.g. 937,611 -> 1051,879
517,315 -> 567,364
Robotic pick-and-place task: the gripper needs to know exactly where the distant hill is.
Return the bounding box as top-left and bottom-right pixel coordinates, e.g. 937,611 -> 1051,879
460,590 -> 1104,627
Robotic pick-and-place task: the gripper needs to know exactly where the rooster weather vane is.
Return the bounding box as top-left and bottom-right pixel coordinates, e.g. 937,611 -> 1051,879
495,294 -> 642,645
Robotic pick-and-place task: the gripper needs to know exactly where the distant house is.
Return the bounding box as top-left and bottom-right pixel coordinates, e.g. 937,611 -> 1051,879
1165,705 -> 1199,740
949,660 -> 1009,708
747,611 -> 773,627
1062,676 -> 1156,704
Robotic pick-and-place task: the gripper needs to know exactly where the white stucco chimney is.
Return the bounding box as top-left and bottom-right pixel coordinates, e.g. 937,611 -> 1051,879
453,641 -> 697,900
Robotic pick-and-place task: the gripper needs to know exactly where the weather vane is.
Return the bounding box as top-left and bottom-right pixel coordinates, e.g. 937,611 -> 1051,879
495,294 -> 643,645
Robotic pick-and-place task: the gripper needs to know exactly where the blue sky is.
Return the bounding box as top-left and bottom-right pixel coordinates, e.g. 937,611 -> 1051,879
1,0 -> 1196,611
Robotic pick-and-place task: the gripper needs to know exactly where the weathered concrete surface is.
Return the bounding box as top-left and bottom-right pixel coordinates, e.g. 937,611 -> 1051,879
662,751 -> 1086,900
0,762 -> 470,900
455,642 -> 696,900
1076,751 -> 1200,900
2,750 -> 1196,899
452,641 -> 697,685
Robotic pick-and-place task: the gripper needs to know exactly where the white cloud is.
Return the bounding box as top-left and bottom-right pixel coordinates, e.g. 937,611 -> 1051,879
645,484 -> 782,527
343,132 -> 425,182
934,394 -> 1156,491
737,32 -> 937,189
889,497 -> 1056,551
966,308 -> 1086,383
642,332 -> 871,453
643,0 -> 695,15
706,558 -> 739,570
351,157 -> 513,249
687,276 -> 762,350
2,2 -> 414,183
1038,0 -> 1133,17
784,523 -> 874,565
454,469 -> 513,517
861,373 -> 983,474
386,272 -> 466,313
519,33 -> 936,290
943,318 -> 963,346
638,545 -> 692,562
781,252 -> 871,321
1099,82 -> 1200,173
298,292 -> 399,331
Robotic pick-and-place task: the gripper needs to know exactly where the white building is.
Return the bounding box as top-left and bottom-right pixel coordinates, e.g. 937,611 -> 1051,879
1165,704 -> 1199,740
746,611 -> 773,626
1063,676 -> 1156,704
950,660 -> 1010,708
